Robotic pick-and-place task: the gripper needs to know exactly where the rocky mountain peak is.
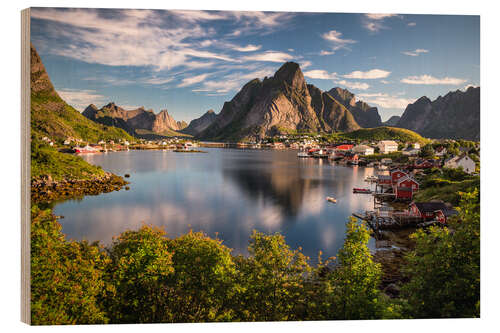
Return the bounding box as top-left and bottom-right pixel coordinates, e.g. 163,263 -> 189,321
273,62 -> 306,90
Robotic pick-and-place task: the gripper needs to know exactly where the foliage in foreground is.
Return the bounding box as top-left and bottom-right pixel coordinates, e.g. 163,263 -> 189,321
402,190 -> 480,318
30,191 -> 480,324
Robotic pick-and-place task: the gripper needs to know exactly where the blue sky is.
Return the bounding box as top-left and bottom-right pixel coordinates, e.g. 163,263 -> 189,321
31,8 -> 479,122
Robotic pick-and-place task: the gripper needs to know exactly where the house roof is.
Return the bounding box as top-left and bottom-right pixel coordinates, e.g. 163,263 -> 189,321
413,202 -> 457,216
396,176 -> 419,185
379,140 -> 398,146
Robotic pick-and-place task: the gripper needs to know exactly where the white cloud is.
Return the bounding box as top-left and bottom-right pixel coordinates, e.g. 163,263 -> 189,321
143,77 -> 174,85
57,89 -> 108,111
242,51 -> 294,63
303,70 -> 338,80
363,13 -> 399,32
170,10 -> 227,22
402,49 -> 429,57
380,80 -> 390,84
408,22 -> 417,26
357,92 -> 413,109
401,75 -> 467,85
232,44 -> 262,52
321,30 -> 357,50
30,8 -> 236,71
319,50 -> 335,56
193,79 -> 242,94
343,69 -> 391,79
364,13 -> 399,20
300,61 -> 312,69
177,74 -> 209,88
336,80 -> 370,90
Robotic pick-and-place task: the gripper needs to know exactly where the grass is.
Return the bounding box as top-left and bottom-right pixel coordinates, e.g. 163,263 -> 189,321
31,139 -> 105,181
413,168 -> 480,206
339,127 -> 430,145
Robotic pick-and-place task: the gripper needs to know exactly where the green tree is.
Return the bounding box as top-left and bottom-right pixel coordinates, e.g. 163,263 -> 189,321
106,225 -> 174,323
164,231 -> 237,322
401,190 -> 480,318
419,144 -> 435,159
327,218 -> 389,320
234,230 -> 310,321
30,207 -> 110,325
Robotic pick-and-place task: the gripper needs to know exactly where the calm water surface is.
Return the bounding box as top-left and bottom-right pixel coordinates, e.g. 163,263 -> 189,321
54,148 -> 376,259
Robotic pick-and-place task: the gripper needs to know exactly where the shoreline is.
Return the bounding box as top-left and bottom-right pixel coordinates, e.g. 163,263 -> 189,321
31,172 -> 129,204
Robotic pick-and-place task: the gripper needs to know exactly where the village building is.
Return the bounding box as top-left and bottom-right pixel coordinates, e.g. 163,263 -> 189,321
413,159 -> 436,169
444,154 -> 476,174
352,144 -> 374,156
435,146 -> 447,156
344,152 -> 359,164
402,146 -> 420,156
380,158 -> 392,165
393,176 -> 419,200
408,202 -> 458,224
377,140 -> 398,154
411,142 -> 421,149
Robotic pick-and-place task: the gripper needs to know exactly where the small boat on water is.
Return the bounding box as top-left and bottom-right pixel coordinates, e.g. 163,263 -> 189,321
326,196 -> 337,203
297,151 -> 309,158
74,145 -> 100,154
353,188 -> 372,194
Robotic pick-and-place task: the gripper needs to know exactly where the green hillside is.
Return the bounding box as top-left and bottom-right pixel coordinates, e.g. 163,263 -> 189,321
30,44 -> 133,143
31,138 -> 105,181
339,126 -> 430,144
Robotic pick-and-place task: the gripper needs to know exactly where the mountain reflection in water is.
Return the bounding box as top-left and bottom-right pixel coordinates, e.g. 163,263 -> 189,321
54,149 -> 375,260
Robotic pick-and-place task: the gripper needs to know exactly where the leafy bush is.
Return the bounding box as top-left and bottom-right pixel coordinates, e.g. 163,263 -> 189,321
401,190 -> 480,318
31,206 -> 110,325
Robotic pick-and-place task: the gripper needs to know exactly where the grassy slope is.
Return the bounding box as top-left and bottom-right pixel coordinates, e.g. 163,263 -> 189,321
31,139 -> 105,181
339,126 -> 430,144
30,45 -> 133,143
413,168 -> 480,206
135,128 -> 192,138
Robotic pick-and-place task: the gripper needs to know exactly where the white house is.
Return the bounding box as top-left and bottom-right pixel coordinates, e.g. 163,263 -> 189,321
412,142 -> 421,149
352,145 -> 374,156
444,154 -> 476,174
377,140 -> 398,154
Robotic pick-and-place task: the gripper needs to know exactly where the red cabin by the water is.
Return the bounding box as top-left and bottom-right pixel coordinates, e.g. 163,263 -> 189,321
394,176 -> 419,200
335,144 -> 354,151
390,169 -> 408,184
408,202 -> 458,224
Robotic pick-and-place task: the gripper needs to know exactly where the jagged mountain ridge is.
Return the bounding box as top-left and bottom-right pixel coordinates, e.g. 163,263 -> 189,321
182,110 -> 218,136
82,103 -> 187,136
30,44 -> 133,142
198,62 -> 361,141
327,87 -> 382,128
396,87 -> 480,140
383,115 -> 401,126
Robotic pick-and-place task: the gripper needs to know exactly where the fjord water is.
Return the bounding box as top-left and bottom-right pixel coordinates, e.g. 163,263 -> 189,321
54,149 -> 376,259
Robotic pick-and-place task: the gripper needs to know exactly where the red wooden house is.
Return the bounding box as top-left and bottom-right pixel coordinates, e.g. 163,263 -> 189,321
413,159 -> 435,169
344,152 -> 359,164
335,144 -> 354,151
408,202 -> 458,224
390,169 -> 408,184
377,175 -> 392,185
394,176 -> 419,200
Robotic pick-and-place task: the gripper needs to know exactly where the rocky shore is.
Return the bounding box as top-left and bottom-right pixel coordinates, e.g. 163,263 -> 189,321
31,172 -> 129,204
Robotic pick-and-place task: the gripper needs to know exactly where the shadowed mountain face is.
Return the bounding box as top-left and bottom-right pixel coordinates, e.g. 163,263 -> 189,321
327,87 -> 382,128
198,62 -> 360,141
396,87 -> 480,140
82,103 -> 187,136
383,115 -> 401,126
30,44 -> 132,141
182,110 -> 218,136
